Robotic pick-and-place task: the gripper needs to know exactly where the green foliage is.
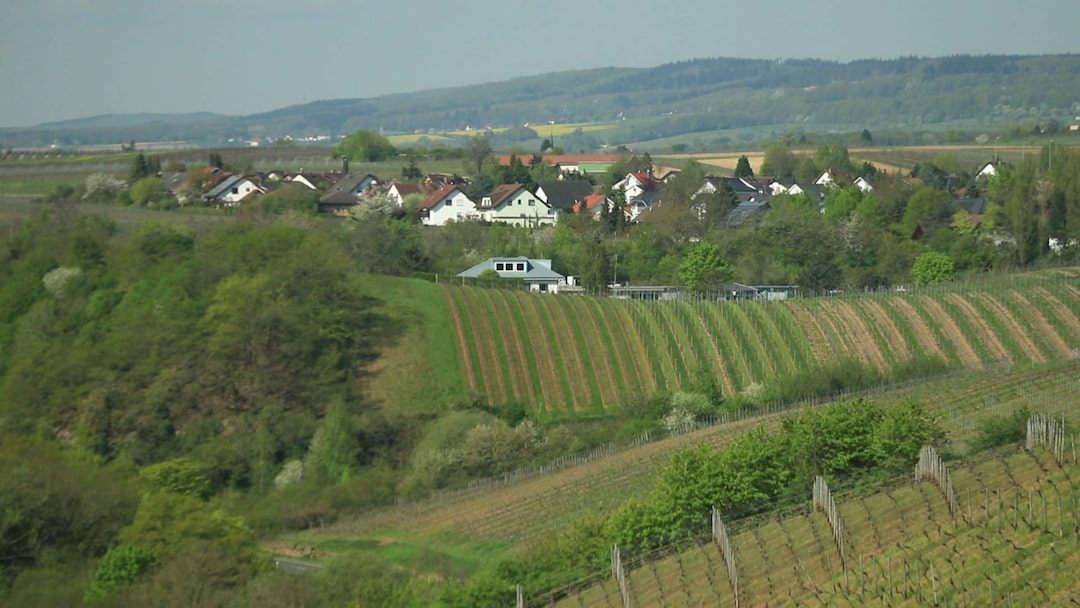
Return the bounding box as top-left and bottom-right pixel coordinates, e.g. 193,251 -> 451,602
734,155 -> 754,177
679,241 -> 733,294
138,457 -> 212,499
970,406 -> 1031,452
84,544 -> 157,603
610,397 -> 945,553
912,250 -> 956,284
0,434 -> 137,587
334,129 -> 397,162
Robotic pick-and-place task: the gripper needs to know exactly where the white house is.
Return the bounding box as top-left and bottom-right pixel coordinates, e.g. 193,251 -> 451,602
417,184 -> 477,226
479,183 -> 554,226
457,257 -> 567,293
386,181 -> 426,207
204,174 -> 264,206
612,171 -> 657,201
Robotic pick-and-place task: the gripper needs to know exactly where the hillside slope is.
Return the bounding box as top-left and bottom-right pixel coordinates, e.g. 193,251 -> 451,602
555,449 -> 1080,606
374,270 -> 1079,415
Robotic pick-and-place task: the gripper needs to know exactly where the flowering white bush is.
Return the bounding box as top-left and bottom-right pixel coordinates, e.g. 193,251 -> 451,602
42,266 -> 82,298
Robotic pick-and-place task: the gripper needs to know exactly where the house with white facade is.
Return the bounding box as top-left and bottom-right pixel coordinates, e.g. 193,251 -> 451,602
417,184 -> 478,226
204,174 -> 264,207
478,183 -> 554,226
457,257 -> 567,293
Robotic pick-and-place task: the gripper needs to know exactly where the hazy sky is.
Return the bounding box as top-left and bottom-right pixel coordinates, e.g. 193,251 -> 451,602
1,0 -> 1076,127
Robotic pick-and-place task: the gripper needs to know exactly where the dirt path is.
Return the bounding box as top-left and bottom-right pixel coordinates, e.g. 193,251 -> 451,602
819,300 -> 886,368
918,296 -> 981,367
517,294 -> 575,411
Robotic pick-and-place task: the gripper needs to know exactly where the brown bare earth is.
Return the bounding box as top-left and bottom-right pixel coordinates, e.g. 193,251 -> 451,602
887,297 -> 946,360
1033,287 -> 1080,343
973,293 -> 1044,363
686,307 -> 736,396
787,305 -> 839,366
461,288 -> 508,404
1009,290 -> 1074,359
945,294 -> 1011,364
918,296 -> 981,367
441,285 -> 477,393
489,291 -> 536,403
821,301 -> 886,369
858,300 -> 912,362
517,294 -> 575,410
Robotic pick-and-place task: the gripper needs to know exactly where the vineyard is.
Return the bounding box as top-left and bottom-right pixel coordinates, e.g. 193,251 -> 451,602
295,361 -> 1079,571
436,270 -> 1080,414
553,448 -> 1080,606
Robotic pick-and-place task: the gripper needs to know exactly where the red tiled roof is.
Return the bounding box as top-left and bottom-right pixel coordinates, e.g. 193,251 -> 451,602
418,184 -> 461,210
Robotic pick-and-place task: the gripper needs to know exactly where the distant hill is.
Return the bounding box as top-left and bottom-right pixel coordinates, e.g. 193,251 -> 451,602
3,54 -> 1079,149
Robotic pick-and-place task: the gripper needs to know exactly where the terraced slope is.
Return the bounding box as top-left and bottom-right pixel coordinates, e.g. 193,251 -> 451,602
437,271 -> 1079,412
553,450 -> 1080,607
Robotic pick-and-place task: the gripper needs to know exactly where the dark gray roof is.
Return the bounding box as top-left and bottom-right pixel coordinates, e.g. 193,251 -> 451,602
319,173 -> 377,205
952,198 -> 987,215
726,200 -> 771,227
536,180 -> 594,210
204,174 -> 243,200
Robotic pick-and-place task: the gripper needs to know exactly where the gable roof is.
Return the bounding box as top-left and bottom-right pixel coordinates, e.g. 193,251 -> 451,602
319,173 -> 378,204
726,200 -> 771,227
536,180 -> 594,210
388,181 -> 425,196
204,174 -> 244,200
482,183 -> 529,208
418,184 -> 467,210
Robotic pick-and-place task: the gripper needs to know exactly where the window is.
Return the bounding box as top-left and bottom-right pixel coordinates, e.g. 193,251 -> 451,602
516,263 -> 525,271
495,263 -> 505,271
445,198 -> 453,206
528,199 -> 535,206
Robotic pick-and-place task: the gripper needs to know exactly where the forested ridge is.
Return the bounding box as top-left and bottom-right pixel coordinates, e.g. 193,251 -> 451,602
5,54 -> 1080,147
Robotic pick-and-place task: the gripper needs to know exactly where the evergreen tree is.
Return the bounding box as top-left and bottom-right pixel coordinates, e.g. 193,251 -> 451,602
734,155 -> 754,178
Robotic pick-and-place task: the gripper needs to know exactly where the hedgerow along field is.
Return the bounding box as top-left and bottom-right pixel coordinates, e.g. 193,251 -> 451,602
426,269 -> 1079,416
553,448 -> 1080,607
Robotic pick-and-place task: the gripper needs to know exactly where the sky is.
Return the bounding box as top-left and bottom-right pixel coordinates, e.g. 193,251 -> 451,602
1,0 -> 1077,128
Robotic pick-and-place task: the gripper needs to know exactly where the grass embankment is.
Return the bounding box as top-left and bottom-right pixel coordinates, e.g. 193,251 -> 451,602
276,361 -> 1080,582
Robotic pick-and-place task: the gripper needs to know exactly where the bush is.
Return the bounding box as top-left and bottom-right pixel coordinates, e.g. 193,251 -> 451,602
969,406 -> 1031,453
